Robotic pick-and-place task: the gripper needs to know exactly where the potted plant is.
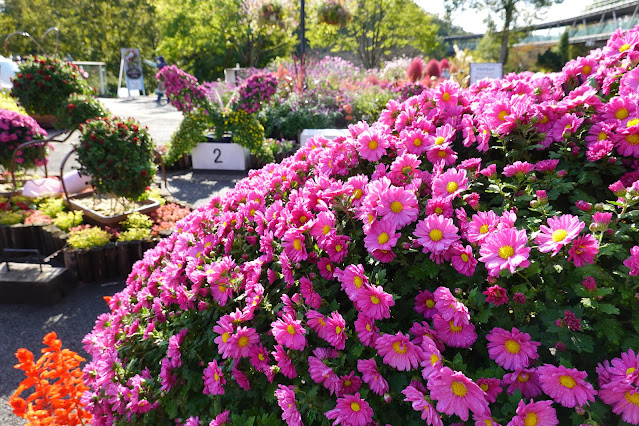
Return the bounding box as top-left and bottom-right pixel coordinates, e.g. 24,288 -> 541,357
258,1 -> 284,26
54,93 -> 111,130
10,55 -> 94,127
0,109 -> 48,175
317,0 -> 350,26
72,116 -> 159,225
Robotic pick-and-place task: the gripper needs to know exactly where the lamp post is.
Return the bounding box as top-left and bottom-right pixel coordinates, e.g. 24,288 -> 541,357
298,0 -> 306,90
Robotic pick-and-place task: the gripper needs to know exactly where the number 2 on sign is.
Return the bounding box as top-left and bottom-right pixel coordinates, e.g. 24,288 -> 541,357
213,148 -> 223,163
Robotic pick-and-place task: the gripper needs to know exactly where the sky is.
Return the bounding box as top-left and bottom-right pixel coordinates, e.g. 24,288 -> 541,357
415,0 -> 591,34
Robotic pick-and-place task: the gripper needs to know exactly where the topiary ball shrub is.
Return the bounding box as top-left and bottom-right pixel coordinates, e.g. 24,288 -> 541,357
84,26 -> 639,425
77,117 -> 156,200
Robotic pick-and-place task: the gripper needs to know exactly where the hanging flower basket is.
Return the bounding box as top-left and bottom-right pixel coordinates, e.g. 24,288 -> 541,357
317,1 -> 350,26
258,1 -> 284,26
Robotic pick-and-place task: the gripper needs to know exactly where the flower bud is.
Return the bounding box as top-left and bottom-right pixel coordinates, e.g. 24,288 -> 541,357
555,319 -> 563,327
556,170 -> 567,178
575,200 -> 592,212
530,200 -> 539,208
383,393 -> 392,404
555,342 -> 567,352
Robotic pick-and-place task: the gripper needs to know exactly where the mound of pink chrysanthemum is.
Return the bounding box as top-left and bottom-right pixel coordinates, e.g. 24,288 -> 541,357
82,26 -> 639,425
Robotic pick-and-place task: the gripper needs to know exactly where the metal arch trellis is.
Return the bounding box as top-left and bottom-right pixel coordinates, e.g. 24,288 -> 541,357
3,27 -> 59,57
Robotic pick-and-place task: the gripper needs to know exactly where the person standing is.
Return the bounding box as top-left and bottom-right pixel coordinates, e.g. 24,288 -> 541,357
155,56 -> 168,104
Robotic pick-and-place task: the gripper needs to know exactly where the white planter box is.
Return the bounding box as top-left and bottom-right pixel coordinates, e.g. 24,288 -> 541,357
300,129 -> 349,146
191,142 -> 249,171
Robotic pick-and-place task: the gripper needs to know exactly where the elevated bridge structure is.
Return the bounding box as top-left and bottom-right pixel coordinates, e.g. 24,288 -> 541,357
444,0 -> 639,51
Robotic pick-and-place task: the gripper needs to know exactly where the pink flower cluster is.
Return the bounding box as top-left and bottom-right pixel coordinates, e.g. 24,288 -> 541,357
233,73 -> 278,114
81,25 -> 639,426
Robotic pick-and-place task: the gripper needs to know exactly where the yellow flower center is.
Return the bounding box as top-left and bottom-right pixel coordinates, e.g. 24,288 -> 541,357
518,373 -> 530,383
344,380 -> 352,387
442,92 -> 451,102
402,166 -> 412,174
238,336 -> 249,347
626,390 -> 639,406
365,324 -> 371,331
627,367 -> 636,375
214,373 -> 220,381
426,299 -> 435,308
559,375 -> 576,389
582,65 -> 592,74
435,207 -> 443,214
351,402 -> 361,412
627,118 -> 639,128
391,201 -> 403,213
293,239 -> 302,251
435,136 -> 445,145
480,383 -> 489,391
335,244 -> 342,252
461,253 -> 469,262
446,181 -> 459,193
499,245 -> 514,259
414,138 -> 422,147
524,412 -> 538,426
378,232 -> 390,245
480,224 -> 490,234
368,140 -> 378,150
430,354 -> 439,365
219,284 -> 227,293
354,276 -> 363,288
627,134 -> 639,145
222,332 -> 230,343
498,110 -> 508,122
429,229 -> 443,242
616,108 -> 629,120
620,43 -> 630,53
598,131 -> 607,141
336,326 -> 342,334
258,353 -> 265,361
438,150 -> 447,158
393,341 -> 408,354
552,229 -> 568,242
326,264 -> 332,271
322,224 -> 331,235
249,209 -> 256,216
451,381 -> 468,397
353,188 -> 363,200
504,339 -> 521,354
287,324 -> 296,335
540,115 -> 549,124
449,320 -> 463,332
371,295 -> 381,305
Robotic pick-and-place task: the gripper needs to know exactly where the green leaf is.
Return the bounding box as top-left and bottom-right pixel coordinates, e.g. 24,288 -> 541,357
599,303 -> 620,315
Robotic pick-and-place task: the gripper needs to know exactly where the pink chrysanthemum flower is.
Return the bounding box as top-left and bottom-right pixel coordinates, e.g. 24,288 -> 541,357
357,127 -> 390,162
375,332 -> 424,371
506,400 -> 558,426
275,385 -> 303,426
248,345 -> 271,375
336,263 -> 369,300
308,355 -> 336,386
310,211 -> 336,244
479,227 -> 531,277
282,229 -> 308,263
502,161 -> 535,178
535,159 -> 559,172
300,276 -> 322,309
485,99 -> 519,135
476,378 -> 503,403
537,364 -> 597,407
432,168 -> 468,200
426,197 -> 454,217
324,311 -> 347,350
271,314 -> 307,351
432,314 -> 477,348
467,210 -> 500,244
337,372 -> 363,396
202,360 -> 225,395
232,365 -> 250,390
354,314 -> 379,347
617,127 -> 639,157
502,368 -> 543,399
389,152 -> 421,185
227,326 -> 259,359
535,214 -> 584,256
401,128 -> 430,155
427,366 -> 490,421
272,344 -> 297,379
402,385 -> 444,425
414,214 -> 460,255
567,234 -> 599,267
213,319 -> 234,359
420,336 -> 443,380
600,380 -> 639,424
482,284 -> 508,306
307,310 -> 329,339
552,113 -> 584,140
434,286 -> 470,327
427,144 -> 458,166
376,186 -> 419,228
363,219 -> 401,253
210,410 -> 230,426
414,290 -> 437,319
325,393 -> 374,426
357,358 -> 389,396
450,243 -> 478,276
486,327 -> 540,371
434,80 -> 459,108
326,234 -> 350,263
355,283 -> 395,319
346,175 -> 369,207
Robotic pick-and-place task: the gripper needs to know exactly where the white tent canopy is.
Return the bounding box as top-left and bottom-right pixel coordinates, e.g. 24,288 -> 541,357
0,55 -> 19,89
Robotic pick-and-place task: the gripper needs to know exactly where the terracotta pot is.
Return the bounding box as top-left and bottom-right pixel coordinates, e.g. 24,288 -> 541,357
31,114 -> 58,129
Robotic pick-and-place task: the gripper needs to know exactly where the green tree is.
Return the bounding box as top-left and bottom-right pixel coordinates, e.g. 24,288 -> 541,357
307,0 -> 439,68
445,0 -> 563,66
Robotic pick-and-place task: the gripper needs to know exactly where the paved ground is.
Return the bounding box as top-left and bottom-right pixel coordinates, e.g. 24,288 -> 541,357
0,95 -> 248,425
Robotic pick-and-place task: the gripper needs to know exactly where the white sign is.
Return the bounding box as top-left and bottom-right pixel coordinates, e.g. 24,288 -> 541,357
300,129 -> 349,146
470,63 -> 503,85
118,48 -> 146,97
191,142 -> 249,171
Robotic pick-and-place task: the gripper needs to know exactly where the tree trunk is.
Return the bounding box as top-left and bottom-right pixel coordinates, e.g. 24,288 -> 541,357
499,0 -> 515,66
